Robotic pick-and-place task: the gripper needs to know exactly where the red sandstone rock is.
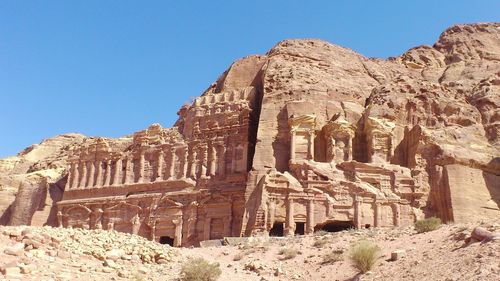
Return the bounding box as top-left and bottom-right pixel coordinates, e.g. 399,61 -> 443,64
1,23 -> 499,248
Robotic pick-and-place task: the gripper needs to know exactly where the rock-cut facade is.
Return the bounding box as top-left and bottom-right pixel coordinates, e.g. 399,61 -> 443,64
55,23 -> 500,246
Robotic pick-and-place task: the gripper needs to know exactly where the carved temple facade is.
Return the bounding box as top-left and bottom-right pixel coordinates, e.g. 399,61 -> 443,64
57,88 -> 425,246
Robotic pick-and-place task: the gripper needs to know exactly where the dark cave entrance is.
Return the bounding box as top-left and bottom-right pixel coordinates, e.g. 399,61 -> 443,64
314,220 -> 355,233
295,222 -> 305,235
269,222 -> 284,237
159,236 -> 174,246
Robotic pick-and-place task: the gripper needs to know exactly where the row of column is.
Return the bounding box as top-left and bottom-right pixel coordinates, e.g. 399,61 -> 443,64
66,142 -> 247,189
354,197 -> 401,228
67,148 -> 185,189
283,198 -> 316,236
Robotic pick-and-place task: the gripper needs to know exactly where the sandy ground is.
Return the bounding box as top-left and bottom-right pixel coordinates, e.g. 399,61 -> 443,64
1,220 -> 499,281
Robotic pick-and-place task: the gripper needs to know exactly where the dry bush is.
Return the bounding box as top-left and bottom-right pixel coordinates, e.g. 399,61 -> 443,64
321,251 -> 343,265
180,257 -> 221,281
278,247 -> 299,260
313,237 -> 331,248
414,217 -> 442,233
349,240 -> 380,273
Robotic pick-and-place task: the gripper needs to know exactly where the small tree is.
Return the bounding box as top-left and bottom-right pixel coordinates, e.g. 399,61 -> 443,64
180,257 -> 221,281
349,240 -> 380,273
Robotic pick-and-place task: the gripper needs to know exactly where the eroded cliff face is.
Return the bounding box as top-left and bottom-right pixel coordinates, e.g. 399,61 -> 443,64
0,134 -> 87,225
1,23 -> 499,244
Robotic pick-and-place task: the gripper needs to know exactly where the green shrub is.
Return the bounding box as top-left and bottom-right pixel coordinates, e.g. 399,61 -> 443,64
180,257 -> 221,281
414,217 -> 442,233
349,240 -> 380,273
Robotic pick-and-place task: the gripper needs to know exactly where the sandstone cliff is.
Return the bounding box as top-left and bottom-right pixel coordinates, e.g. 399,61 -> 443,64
200,22 -> 500,224
1,22 -> 499,231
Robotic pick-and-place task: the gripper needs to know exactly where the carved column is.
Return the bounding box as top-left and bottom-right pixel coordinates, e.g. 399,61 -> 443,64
354,196 -> 363,229
113,158 -> 122,185
325,200 -> 333,218
131,214 -> 141,235
268,200 -> 276,231
95,161 -> 103,187
306,199 -> 315,234
103,160 -> 111,186
71,162 -> 80,189
347,137 -> 353,161
218,145 -> 226,177
189,147 -> 197,179
285,198 -> 295,237
93,208 -> 103,230
169,148 -> 176,180
394,203 -> 401,227
138,151 -> 145,183
290,130 -> 296,161
374,202 -> 381,227
87,161 -> 95,187
231,144 -> 237,174
156,150 -> 164,181
182,147 -> 188,179
80,161 -> 88,188
308,130 -> 315,160
200,145 -> 208,178
124,157 -> 132,184
173,218 -> 183,247
209,144 -> 217,177
65,163 -> 74,190
150,219 -> 157,241
241,142 -> 248,172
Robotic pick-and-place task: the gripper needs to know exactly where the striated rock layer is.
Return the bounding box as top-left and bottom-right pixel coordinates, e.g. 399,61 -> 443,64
2,23 -> 499,246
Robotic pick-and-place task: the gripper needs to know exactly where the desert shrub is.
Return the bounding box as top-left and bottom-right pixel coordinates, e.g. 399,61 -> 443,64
180,257 -> 221,281
278,247 -> 299,260
414,217 -> 442,233
349,240 -> 380,273
313,237 -> 331,248
321,251 -> 343,265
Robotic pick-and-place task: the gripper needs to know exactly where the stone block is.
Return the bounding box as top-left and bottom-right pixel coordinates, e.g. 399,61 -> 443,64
199,239 -> 223,248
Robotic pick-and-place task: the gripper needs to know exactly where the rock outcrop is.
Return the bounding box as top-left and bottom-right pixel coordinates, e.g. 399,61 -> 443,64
2,23 -> 499,246
0,134 -> 87,226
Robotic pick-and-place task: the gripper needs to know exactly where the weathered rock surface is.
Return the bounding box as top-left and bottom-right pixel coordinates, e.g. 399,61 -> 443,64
0,134 -> 87,226
1,23 -> 499,246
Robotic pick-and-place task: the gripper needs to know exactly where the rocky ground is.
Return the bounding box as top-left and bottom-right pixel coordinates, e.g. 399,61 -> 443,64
1,220 -> 499,281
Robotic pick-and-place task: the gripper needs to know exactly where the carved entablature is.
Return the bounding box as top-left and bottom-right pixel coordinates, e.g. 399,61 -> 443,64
289,115 -> 317,162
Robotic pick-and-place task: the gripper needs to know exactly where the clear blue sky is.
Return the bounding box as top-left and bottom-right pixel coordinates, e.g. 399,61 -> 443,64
1,1 -> 498,158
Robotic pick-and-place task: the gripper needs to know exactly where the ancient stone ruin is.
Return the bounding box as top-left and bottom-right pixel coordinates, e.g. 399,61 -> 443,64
58,88 -> 425,246
2,23 -> 498,247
